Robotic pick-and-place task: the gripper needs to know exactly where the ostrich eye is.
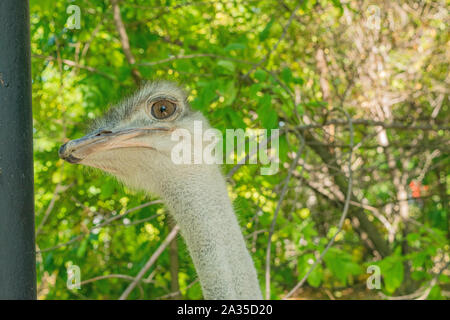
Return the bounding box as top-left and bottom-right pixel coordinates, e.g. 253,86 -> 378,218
150,100 -> 177,120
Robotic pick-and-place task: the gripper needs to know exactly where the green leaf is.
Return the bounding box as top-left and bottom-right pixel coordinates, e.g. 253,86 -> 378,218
296,253 -> 323,287
307,264 -> 323,287
218,80 -> 237,106
428,286 -> 443,300
378,250 -> 405,293
101,179 -> 116,198
76,238 -> 89,258
294,76 -> 305,85
383,261 -> 403,293
281,67 -> 293,83
297,103 -> 304,116
331,0 -> 344,16
411,270 -> 427,281
44,252 -> 54,270
257,94 -> 278,129
226,108 -> 246,128
250,83 -> 263,98
278,136 -> 289,162
259,18 -> 275,41
192,81 -> 218,110
254,69 -> 267,82
224,43 -> 246,51
324,248 -> 362,285
217,60 -> 235,73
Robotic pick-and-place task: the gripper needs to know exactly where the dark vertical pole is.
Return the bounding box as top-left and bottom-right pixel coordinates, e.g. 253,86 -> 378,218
0,0 -> 36,299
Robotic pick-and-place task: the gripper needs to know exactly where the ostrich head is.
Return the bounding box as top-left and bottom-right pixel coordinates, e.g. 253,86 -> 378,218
59,81 -> 262,300
59,81 -> 210,195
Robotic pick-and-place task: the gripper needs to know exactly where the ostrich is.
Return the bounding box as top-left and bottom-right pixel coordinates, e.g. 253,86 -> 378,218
59,81 -> 263,300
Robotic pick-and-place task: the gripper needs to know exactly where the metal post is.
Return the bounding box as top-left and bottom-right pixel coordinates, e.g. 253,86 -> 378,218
0,0 -> 36,299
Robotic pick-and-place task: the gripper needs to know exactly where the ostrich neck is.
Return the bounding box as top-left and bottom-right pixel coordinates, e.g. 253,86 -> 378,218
160,166 -> 262,299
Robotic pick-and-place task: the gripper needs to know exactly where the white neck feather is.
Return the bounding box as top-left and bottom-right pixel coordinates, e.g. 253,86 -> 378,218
159,165 -> 262,299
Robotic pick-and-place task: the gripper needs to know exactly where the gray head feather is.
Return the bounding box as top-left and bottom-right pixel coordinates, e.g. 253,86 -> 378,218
90,81 -> 189,131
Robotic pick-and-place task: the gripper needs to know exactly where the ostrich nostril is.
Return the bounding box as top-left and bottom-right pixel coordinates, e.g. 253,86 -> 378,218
58,143 -> 68,158
58,143 -> 81,163
96,130 -> 112,136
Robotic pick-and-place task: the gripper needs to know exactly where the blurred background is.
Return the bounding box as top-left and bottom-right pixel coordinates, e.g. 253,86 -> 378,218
31,0 -> 448,299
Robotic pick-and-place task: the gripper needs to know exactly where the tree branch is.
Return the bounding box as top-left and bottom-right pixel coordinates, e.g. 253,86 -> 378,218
265,138 -> 305,299
296,119 -> 450,131
284,110 -> 354,299
111,0 -> 142,84
119,225 -> 180,300
37,200 -> 162,253
32,54 -> 116,80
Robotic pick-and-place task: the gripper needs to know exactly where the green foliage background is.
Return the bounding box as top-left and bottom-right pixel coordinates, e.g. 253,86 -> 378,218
31,0 -> 449,299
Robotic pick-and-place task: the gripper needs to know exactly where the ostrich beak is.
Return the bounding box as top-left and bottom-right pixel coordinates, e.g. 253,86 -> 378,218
59,127 -> 171,164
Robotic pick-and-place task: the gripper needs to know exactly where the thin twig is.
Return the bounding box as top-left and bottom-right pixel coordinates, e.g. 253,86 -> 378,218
37,200 -> 162,253
296,119 -> 450,131
378,261 -> 450,300
119,225 -> 180,300
227,129 -> 284,179
245,1 -> 303,77
155,278 -> 200,300
111,0 -> 142,84
139,53 -> 255,67
32,54 -> 116,80
36,183 -> 72,237
284,109 -> 354,299
79,273 -> 154,286
265,138 -> 305,299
